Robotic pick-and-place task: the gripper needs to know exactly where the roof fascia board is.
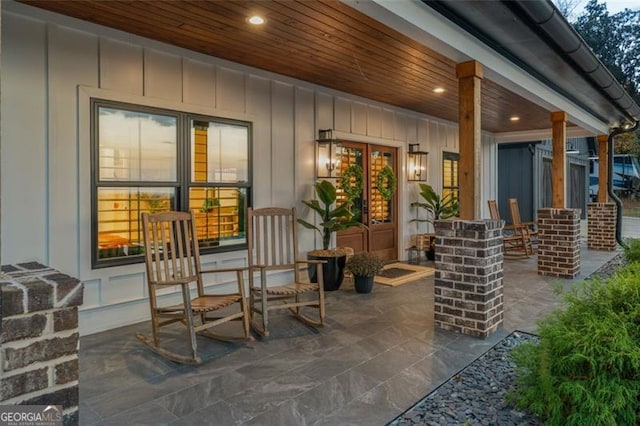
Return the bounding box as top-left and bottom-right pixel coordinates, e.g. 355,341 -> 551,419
495,127 -> 593,144
343,0 -> 608,134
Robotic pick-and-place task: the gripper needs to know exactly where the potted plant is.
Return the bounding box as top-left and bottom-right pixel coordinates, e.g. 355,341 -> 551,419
298,180 -> 364,291
410,183 -> 459,260
346,251 -> 384,293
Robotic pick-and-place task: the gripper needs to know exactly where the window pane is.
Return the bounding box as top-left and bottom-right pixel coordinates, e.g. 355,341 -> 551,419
99,107 -> 177,182
189,187 -> 247,247
97,187 -> 174,260
191,120 -> 248,183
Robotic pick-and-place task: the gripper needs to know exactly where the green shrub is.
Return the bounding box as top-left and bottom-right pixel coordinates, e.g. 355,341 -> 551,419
623,238 -> 640,263
509,262 -> 640,426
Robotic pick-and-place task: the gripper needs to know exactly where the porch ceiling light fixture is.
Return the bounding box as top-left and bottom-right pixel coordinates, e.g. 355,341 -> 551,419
509,115 -> 520,122
247,15 -> 265,25
316,129 -> 341,178
407,143 -> 429,181
433,87 -> 445,94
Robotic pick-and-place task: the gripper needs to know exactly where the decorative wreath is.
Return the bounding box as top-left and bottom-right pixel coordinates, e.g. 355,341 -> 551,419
340,164 -> 364,200
376,166 -> 397,201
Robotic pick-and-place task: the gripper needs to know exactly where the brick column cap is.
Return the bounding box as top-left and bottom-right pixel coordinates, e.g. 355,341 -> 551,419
1,263 -> 83,317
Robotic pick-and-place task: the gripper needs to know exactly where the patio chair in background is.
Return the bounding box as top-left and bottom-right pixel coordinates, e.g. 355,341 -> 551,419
508,198 -> 538,250
138,211 -> 252,365
247,207 -> 326,337
487,199 -> 533,258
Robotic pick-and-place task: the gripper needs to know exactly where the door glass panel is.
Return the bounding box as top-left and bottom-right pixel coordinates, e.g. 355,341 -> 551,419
337,146 -> 364,222
370,150 -> 393,224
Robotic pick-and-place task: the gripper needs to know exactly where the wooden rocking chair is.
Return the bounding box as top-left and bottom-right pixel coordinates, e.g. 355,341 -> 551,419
487,199 -> 533,258
508,198 -> 538,251
247,207 -> 326,337
137,211 -> 251,365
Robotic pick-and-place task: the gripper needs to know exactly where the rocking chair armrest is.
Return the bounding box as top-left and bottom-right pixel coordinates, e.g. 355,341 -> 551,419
504,223 -> 527,231
150,278 -> 194,287
200,266 -> 249,275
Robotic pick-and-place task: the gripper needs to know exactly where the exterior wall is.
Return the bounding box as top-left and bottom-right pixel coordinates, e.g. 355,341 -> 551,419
498,143 -> 534,221
535,143 -> 590,219
1,3 -> 498,335
408,132 -> 497,237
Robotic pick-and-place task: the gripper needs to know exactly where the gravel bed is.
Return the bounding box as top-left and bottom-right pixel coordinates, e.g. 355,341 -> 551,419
586,252 -> 627,280
389,332 -> 539,426
388,253 -> 627,426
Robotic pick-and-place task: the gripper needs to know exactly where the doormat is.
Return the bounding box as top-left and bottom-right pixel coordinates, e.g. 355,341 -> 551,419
374,262 -> 435,286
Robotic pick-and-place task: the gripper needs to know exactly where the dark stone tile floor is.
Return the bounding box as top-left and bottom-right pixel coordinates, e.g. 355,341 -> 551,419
78,244 -> 619,425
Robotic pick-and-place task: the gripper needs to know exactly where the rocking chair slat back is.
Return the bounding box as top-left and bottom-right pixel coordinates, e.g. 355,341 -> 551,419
249,207 -> 296,270
487,199 -> 501,221
143,211 -> 199,285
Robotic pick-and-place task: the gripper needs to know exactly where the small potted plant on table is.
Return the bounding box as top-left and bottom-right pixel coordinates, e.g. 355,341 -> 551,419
345,251 -> 384,293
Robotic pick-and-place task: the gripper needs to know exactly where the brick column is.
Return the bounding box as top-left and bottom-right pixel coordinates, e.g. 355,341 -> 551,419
537,208 -> 580,278
434,219 -> 504,338
0,262 -> 83,425
587,203 -> 617,251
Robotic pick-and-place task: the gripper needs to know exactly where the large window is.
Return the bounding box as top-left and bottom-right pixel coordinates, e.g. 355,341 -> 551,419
442,152 -> 459,201
92,100 -> 251,268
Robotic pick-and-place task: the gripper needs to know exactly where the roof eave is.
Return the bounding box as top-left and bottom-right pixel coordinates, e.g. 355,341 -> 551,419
425,0 -> 640,129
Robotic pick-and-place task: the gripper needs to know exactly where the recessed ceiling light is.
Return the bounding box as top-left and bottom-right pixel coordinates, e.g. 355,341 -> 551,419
433,87 -> 445,94
510,115 -> 520,122
247,15 -> 265,25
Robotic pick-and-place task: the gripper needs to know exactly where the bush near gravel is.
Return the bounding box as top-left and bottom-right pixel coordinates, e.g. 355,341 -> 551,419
509,261 -> 640,426
623,238 -> 640,263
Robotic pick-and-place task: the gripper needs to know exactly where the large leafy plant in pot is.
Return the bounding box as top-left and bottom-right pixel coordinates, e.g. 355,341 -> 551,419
298,180 -> 363,290
410,183 -> 459,260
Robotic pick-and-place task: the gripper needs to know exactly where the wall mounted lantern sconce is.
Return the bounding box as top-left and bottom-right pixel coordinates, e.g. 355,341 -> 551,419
316,129 -> 341,178
566,140 -> 580,154
407,143 -> 429,181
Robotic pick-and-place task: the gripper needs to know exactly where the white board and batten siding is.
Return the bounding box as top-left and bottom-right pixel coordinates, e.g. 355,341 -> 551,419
1,3 -> 498,335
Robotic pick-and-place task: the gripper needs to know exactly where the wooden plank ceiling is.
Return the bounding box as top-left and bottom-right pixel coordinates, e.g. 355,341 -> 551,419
20,0 -> 563,133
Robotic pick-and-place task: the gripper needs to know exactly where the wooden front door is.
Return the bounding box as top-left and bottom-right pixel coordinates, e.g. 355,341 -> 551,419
336,142 -> 398,262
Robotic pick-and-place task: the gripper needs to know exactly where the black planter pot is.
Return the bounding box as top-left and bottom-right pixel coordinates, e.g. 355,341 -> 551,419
307,250 -> 346,291
424,235 -> 436,261
354,275 -> 375,293
425,248 -> 435,261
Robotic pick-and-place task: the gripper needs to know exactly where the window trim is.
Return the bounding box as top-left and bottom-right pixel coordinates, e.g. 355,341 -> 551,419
91,98 -> 252,269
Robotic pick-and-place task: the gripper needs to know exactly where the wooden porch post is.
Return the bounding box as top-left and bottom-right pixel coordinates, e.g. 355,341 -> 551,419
597,134 -> 609,202
551,111 -> 567,208
456,61 -> 483,220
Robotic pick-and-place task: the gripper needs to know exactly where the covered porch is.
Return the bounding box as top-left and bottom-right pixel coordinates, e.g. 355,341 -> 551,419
77,237 -> 623,425
1,0 -> 639,422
